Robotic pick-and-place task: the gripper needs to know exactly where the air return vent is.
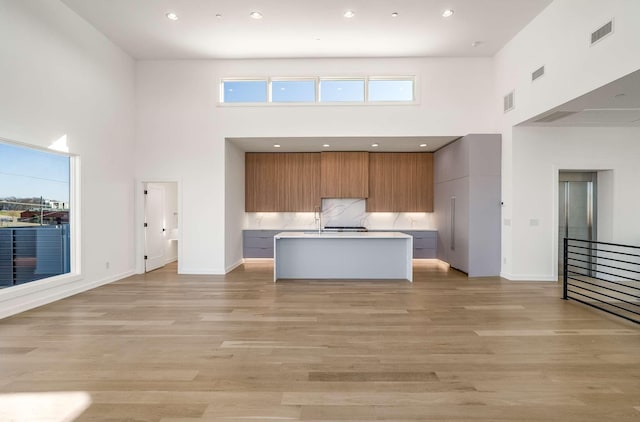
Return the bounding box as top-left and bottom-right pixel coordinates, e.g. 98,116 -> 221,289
534,111 -> 577,123
591,20 -> 613,45
503,91 -> 514,113
532,66 -> 545,82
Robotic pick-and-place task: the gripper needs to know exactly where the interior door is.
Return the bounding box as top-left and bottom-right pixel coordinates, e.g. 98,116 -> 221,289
144,183 -> 165,272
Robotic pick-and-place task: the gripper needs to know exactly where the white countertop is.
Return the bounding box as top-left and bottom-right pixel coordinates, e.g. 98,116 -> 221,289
274,231 -> 412,239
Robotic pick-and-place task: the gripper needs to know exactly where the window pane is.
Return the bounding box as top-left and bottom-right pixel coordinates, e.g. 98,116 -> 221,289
368,79 -> 414,101
272,80 -> 316,102
319,79 -> 365,102
222,80 -> 267,103
0,143 -> 71,287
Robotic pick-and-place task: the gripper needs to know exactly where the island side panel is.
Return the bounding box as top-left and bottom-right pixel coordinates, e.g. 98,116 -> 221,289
274,237 -> 411,281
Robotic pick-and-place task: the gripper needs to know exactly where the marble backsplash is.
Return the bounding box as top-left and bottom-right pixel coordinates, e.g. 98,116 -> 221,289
244,198 -> 435,230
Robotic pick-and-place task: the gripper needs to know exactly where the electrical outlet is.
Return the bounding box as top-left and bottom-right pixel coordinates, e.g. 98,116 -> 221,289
105,261 -> 110,269
503,257 -> 507,265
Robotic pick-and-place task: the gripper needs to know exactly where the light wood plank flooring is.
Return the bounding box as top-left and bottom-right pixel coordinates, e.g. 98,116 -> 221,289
1,261 -> 639,421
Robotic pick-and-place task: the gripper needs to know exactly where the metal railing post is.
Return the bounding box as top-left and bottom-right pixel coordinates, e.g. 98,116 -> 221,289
563,237 -> 568,300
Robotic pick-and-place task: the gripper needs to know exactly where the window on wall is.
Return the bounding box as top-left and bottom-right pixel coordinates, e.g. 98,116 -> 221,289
220,76 -> 416,105
271,79 -> 316,103
368,78 -> 415,102
221,80 -> 268,103
319,79 -> 365,102
0,142 -> 72,288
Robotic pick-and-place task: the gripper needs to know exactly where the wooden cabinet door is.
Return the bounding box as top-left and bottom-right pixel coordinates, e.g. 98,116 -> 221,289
245,152 -> 320,212
367,152 -> 434,212
320,152 -> 369,198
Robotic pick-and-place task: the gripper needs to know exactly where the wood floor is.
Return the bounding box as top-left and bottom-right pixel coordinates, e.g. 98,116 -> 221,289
1,261 -> 639,421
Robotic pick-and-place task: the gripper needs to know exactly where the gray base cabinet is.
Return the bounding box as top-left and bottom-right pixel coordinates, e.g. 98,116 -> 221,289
434,134 -> 501,276
243,230 -> 437,259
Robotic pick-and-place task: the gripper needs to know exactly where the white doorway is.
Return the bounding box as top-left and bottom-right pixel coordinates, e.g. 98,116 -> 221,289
143,182 -> 178,273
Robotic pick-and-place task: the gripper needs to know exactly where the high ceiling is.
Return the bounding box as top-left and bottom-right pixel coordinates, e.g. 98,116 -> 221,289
61,0 -> 552,60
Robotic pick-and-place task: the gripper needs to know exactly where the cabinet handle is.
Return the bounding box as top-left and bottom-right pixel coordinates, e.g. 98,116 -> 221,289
450,196 -> 456,251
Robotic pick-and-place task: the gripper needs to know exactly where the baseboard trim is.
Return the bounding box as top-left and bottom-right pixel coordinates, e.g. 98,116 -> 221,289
225,259 -> 244,274
0,270 -> 135,320
500,272 -> 558,282
179,269 -> 224,275
164,257 -> 178,265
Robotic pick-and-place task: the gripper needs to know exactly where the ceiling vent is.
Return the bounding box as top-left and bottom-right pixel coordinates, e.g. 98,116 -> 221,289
503,91 -> 515,113
591,20 -> 613,45
534,111 -> 577,123
531,66 -> 545,82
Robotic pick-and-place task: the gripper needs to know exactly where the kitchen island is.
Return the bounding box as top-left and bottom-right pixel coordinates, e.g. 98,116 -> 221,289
274,231 -> 413,282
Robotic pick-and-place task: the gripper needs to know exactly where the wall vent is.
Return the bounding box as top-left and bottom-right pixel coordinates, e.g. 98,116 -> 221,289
591,20 -> 613,45
503,91 -> 515,113
534,111 -> 577,123
531,66 -> 545,82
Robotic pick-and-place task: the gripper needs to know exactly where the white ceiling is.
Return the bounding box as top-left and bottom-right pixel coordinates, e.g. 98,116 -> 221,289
227,136 -> 460,153
521,69 -> 640,127
61,0 -> 552,59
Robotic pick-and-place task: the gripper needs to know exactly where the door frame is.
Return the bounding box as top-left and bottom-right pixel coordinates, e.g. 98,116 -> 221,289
135,178 -> 182,274
552,167 -> 607,281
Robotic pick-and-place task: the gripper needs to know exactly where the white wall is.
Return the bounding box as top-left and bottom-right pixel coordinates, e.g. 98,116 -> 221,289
136,57 -> 497,274
224,141 -> 244,271
0,0 -> 136,317
495,0 -> 640,279
504,126 -> 640,280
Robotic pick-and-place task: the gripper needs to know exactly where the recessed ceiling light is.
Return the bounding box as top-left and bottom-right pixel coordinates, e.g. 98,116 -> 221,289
391,12 -> 399,18
315,37 -> 321,41
442,9 -> 454,18
344,10 -> 355,18
215,13 -> 222,19
371,143 -> 379,148
250,11 -> 263,19
419,143 -> 427,147
323,144 -> 330,148
615,93 -> 626,98
166,12 -> 179,21
471,41 -> 484,47
273,144 -> 281,148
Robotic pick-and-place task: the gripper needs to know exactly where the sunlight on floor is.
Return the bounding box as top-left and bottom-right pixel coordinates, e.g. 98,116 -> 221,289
0,391 -> 91,422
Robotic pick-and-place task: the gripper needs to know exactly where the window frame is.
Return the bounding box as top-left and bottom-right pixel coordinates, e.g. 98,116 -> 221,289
367,76 -> 416,103
318,77 -> 366,104
220,78 -> 269,104
0,137 -> 81,297
218,75 -> 418,106
269,77 -> 318,104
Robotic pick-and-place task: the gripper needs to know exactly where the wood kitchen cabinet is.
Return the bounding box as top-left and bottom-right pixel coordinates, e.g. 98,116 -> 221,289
320,152 -> 369,198
367,152 -> 434,212
245,152 -> 320,212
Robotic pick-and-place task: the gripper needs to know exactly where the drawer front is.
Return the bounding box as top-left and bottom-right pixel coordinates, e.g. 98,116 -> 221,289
243,247 -> 274,258
403,230 -> 437,240
244,236 -> 274,248
413,237 -> 437,249
414,248 -> 436,259
243,230 -> 281,239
